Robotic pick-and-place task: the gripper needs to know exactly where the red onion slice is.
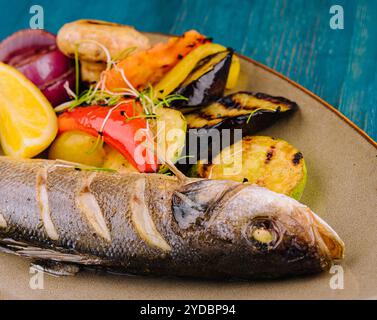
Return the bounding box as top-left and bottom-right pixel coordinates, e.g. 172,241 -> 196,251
0,29 -> 56,64
1,29 -> 77,106
41,68 -> 76,107
17,48 -> 73,88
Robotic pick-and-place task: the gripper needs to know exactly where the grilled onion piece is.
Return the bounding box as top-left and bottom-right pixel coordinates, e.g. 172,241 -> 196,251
57,19 -> 151,62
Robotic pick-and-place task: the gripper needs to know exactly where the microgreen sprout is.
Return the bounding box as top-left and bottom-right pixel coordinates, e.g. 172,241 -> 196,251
56,39 -> 187,115
246,108 -> 265,124
54,159 -> 117,173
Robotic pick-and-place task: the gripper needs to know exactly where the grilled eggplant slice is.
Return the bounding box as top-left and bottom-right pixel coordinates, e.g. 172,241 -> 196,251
171,50 -> 233,109
189,136 -> 307,200
186,91 -> 297,131
180,91 -> 298,166
154,43 -> 240,101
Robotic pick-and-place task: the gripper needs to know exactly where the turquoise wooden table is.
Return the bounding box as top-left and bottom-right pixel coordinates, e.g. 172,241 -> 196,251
1,0 -> 376,140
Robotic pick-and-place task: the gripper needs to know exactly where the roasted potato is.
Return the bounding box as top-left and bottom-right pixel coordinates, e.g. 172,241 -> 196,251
48,130 -> 106,167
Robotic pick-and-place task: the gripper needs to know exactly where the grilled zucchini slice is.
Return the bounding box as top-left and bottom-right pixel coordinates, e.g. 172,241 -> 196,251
190,136 -> 307,200
152,107 -> 187,172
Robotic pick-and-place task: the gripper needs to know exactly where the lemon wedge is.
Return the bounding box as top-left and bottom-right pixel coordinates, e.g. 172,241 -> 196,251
0,62 -> 58,158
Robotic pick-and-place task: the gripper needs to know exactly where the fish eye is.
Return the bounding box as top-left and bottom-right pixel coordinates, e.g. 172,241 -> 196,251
244,218 -> 281,250
252,228 -> 274,244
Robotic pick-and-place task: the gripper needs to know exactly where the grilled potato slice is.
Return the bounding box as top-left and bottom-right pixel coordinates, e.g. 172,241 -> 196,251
190,136 -> 307,200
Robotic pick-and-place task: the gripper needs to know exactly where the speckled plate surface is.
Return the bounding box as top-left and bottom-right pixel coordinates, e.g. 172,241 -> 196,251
0,33 -> 376,300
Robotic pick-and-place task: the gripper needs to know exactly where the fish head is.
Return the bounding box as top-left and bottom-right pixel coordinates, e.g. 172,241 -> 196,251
173,180 -> 344,277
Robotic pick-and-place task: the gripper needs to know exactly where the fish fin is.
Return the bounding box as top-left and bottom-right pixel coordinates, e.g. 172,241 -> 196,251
0,238 -> 104,265
30,260 -> 81,277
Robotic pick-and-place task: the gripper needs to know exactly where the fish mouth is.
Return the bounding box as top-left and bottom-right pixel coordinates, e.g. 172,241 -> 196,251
307,210 -> 345,261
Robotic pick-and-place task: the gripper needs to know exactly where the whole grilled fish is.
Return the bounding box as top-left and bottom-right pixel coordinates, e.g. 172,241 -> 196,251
0,157 -> 344,279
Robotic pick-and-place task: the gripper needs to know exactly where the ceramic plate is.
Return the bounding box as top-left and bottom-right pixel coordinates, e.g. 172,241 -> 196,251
0,33 -> 376,300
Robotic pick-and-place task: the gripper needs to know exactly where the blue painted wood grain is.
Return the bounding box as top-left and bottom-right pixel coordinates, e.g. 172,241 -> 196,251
0,0 -> 376,140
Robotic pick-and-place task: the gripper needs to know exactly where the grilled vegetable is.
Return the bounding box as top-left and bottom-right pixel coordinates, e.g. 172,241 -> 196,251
57,101 -> 158,173
183,92 -> 298,164
186,91 -> 298,131
0,156 -> 344,279
49,131 -> 139,173
103,107 -> 187,173
105,30 -> 209,91
226,53 -> 240,89
48,131 -> 106,167
170,50 -> 233,109
0,29 -> 56,64
154,43 -> 239,100
150,107 -> 187,172
56,105 -> 185,173
190,136 -> 307,200
80,60 -> 106,84
57,19 -> 151,62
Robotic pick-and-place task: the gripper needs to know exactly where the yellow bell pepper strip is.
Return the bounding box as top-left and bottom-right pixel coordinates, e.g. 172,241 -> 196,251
57,101 -> 158,173
226,54 -> 240,89
154,43 -> 240,100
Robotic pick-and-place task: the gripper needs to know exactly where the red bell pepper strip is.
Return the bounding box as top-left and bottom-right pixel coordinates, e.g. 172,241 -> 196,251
57,100 -> 158,172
